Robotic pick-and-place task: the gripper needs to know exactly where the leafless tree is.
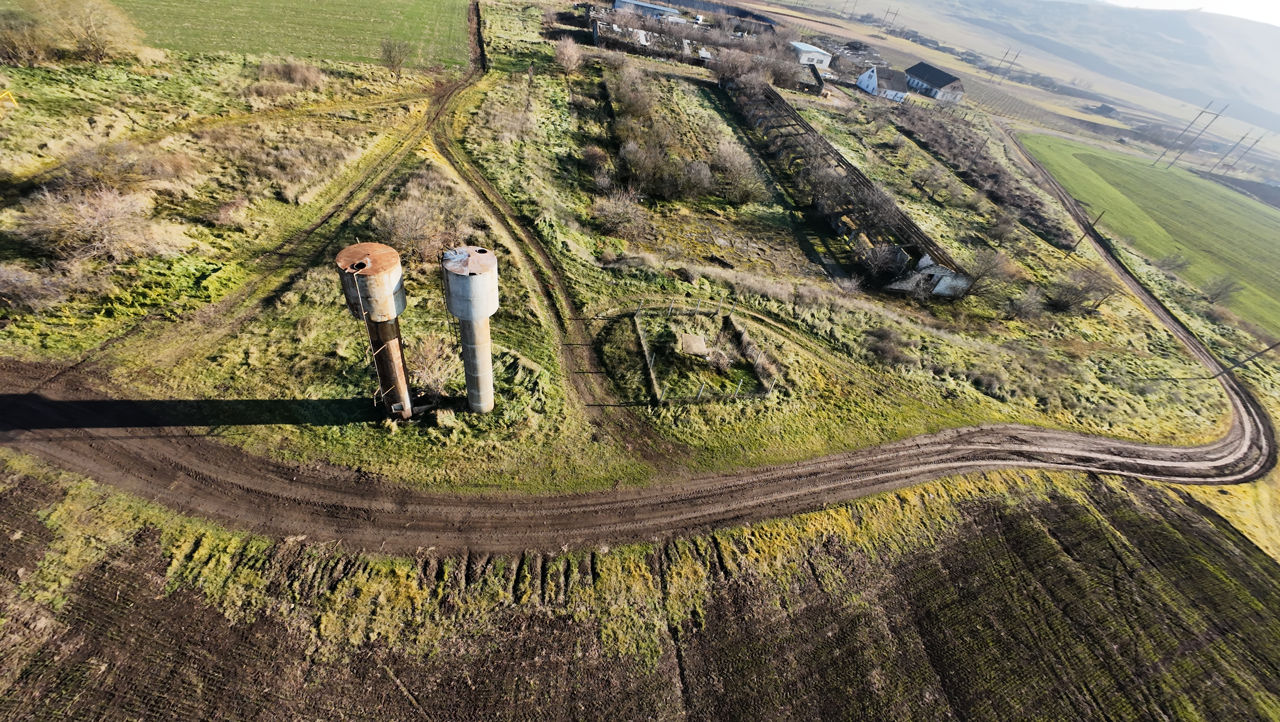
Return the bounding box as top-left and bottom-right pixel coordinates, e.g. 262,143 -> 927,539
964,248 -> 1015,299
1203,275 -> 1243,304
0,9 -> 49,66
380,37 -> 412,77
32,0 -> 141,63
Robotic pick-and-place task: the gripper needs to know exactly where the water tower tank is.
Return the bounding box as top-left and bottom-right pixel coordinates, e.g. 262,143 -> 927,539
442,246 -> 500,413
336,242 -> 407,322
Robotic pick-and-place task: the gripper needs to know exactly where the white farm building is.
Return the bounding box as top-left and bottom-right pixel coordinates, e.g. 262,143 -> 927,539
789,41 -> 832,70
855,66 -> 910,103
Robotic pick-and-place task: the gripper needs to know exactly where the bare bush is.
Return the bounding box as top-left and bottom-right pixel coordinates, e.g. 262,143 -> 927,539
1006,286 -> 1044,321
206,196 -> 249,228
866,327 -> 914,366
555,37 -> 582,73
379,38 -> 412,78
680,160 -> 714,198
581,145 -> 609,172
405,335 -> 459,397
1153,252 -> 1190,273
244,81 -> 297,99
373,170 -> 480,263
592,188 -> 649,241
1045,267 -> 1119,313
711,140 -> 766,203
0,263 -> 66,311
0,9 -> 49,66
1203,275 -> 1243,304
14,188 -> 157,261
31,0 -> 141,63
260,60 -> 325,89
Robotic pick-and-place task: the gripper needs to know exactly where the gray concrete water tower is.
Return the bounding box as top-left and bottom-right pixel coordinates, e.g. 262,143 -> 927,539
335,242 -> 413,419
442,245 -> 499,413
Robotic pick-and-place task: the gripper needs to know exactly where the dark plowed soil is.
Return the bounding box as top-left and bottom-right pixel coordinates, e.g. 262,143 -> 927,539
4,476 -> 1280,719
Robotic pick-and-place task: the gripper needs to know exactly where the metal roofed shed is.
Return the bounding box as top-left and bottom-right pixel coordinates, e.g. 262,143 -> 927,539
614,0 -> 680,18
789,40 -> 832,70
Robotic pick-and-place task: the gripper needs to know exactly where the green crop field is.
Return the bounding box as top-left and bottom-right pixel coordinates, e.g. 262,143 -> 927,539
1021,134 -> 1280,337
108,0 -> 471,66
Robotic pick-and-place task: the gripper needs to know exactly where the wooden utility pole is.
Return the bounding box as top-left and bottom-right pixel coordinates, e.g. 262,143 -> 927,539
1071,210 -> 1106,253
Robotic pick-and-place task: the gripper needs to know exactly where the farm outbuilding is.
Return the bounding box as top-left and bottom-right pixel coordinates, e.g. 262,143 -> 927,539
905,61 -> 965,103
855,66 -> 910,103
789,41 -> 832,70
614,0 -> 681,19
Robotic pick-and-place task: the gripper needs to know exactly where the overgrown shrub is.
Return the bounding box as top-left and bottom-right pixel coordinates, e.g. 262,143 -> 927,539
13,188 -> 157,261
259,60 -> 325,89
405,334 -> 460,397
26,0 -> 142,63
373,169 -> 483,263
0,263 -> 66,311
711,140 -> 766,203
0,9 -> 48,66
591,188 -> 650,241
866,327 -> 914,366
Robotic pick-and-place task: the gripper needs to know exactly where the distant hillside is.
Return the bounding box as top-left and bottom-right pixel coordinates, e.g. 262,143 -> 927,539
946,0 -> 1280,131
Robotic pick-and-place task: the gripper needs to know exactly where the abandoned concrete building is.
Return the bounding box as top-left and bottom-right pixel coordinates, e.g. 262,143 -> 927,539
613,0 -> 680,20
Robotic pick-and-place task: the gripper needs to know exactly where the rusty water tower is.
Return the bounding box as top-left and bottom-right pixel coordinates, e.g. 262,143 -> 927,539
442,245 -> 499,413
335,242 -> 413,419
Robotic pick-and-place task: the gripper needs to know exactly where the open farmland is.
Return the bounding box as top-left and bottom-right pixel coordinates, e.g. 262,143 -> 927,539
107,0 -> 471,66
1022,134 -> 1280,337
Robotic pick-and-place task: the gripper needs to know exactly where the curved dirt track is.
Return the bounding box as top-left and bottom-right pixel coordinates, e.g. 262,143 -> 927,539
1,64 -> 1275,554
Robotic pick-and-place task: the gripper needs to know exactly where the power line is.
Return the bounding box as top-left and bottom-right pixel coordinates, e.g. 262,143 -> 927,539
1207,130 -> 1250,175
1166,103 -> 1227,169
1226,133 -> 1266,173
1151,100 -> 1213,167
997,50 -> 1020,85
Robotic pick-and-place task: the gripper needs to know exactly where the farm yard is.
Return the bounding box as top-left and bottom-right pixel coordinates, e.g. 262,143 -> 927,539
1,0 -> 1280,716
1023,134 -> 1280,338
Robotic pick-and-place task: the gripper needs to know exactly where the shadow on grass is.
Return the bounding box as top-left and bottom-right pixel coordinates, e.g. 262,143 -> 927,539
0,394 -> 383,431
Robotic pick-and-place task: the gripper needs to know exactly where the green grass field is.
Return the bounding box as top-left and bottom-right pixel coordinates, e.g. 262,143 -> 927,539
1021,134 -> 1280,337
109,0 -> 471,66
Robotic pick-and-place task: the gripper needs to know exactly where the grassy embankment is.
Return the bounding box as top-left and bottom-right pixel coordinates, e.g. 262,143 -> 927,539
1022,133 -> 1280,339
5,447 -> 1280,717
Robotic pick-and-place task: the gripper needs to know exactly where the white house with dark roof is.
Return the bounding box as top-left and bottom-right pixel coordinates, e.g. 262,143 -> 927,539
790,41 -> 832,70
855,66 -> 910,103
905,61 -> 965,103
